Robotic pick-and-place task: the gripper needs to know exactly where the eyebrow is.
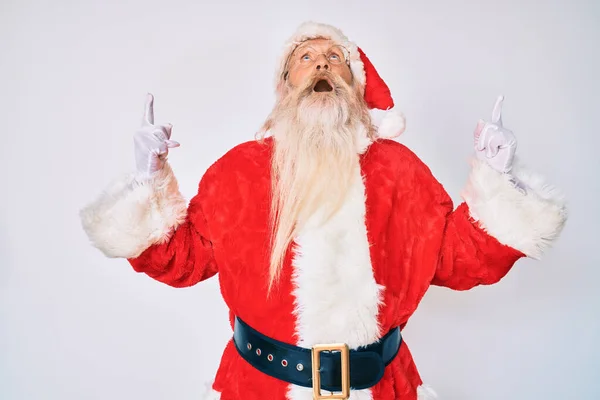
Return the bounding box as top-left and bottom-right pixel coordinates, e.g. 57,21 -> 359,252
293,45 -> 312,55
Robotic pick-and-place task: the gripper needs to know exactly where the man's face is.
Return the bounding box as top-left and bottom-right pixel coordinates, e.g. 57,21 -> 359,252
285,38 -> 353,90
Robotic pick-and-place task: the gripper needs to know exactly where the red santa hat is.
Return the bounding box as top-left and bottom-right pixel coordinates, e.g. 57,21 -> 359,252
275,21 -> 406,139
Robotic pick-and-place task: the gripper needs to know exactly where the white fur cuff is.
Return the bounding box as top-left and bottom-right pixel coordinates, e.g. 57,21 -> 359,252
79,163 -> 187,259
461,158 -> 567,259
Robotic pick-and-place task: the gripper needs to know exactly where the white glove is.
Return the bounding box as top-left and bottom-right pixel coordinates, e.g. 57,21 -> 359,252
473,95 -> 517,174
134,93 -> 179,179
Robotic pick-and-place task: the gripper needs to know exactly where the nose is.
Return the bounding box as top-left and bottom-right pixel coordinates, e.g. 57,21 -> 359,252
315,54 -> 330,71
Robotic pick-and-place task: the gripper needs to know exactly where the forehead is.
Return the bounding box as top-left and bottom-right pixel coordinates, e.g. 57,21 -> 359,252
293,38 -> 337,53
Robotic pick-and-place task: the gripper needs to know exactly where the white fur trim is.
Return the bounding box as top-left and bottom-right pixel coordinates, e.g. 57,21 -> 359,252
79,163 -> 187,258
275,21 -> 366,91
371,107 -> 406,139
204,390 -> 221,400
355,124 -> 373,155
287,165 -> 383,400
417,384 -> 439,399
461,158 -> 568,259
200,382 -> 221,400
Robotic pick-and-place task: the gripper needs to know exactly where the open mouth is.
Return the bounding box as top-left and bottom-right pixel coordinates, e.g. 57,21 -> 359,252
313,79 -> 333,92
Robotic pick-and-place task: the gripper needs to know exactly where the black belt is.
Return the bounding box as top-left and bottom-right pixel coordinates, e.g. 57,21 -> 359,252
233,316 -> 401,395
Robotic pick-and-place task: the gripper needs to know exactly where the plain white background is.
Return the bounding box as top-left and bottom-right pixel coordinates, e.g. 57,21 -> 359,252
1,0 -> 598,399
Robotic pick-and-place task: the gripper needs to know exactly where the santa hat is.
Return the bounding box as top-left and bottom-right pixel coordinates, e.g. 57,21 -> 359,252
275,21 -> 406,139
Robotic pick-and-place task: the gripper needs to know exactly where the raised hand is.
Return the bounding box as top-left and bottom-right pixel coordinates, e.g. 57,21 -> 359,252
473,95 -> 517,174
134,93 -> 180,179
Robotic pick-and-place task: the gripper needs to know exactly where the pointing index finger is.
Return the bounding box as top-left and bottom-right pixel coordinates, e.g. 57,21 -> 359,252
144,93 -> 154,125
491,95 -> 504,125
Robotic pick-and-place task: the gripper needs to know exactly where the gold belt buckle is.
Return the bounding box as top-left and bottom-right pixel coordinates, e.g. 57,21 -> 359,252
311,343 -> 350,400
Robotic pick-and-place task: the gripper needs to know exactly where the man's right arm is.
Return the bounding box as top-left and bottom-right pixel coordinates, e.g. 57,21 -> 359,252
79,93 -> 218,287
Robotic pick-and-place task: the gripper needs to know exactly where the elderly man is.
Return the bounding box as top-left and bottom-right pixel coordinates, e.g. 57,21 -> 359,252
80,22 -> 567,400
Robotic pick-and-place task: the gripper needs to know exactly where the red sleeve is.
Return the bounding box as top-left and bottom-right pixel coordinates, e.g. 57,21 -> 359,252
429,153 -> 567,289
431,202 -> 524,290
127,187 -> 218,288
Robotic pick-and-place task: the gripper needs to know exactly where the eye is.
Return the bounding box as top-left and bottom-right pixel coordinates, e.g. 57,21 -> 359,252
328,53 -> 342,63
301,53 -> 311,61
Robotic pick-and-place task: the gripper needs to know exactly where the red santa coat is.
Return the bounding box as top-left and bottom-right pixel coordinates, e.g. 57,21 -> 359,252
80,136 -> 566,400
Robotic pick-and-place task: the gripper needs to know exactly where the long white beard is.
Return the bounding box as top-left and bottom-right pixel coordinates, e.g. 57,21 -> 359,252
261,71 -> 373,288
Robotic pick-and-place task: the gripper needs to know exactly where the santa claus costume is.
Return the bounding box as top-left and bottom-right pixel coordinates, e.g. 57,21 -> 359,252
80,22 -> 567,400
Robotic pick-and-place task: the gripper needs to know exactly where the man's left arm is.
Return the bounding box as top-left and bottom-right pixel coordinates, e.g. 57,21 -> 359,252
431,96 -> 568,290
